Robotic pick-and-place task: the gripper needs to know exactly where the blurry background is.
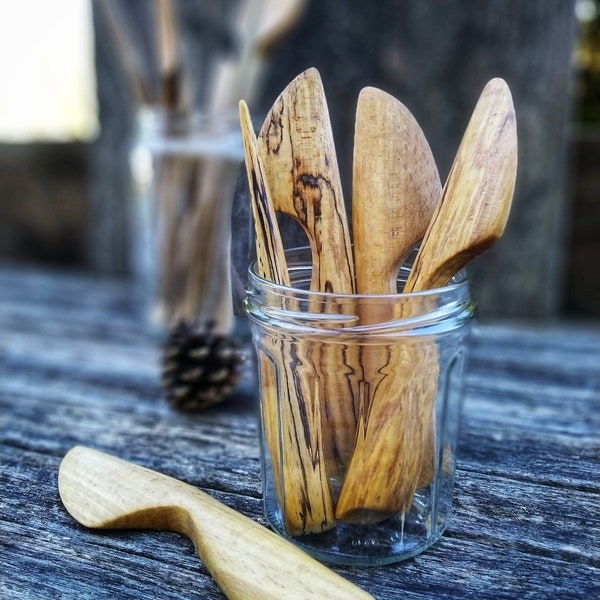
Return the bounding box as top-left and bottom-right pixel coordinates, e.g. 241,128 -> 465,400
0,0 -> 598,320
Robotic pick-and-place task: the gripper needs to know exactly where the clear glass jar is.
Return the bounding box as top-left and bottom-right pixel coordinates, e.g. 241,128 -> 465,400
129,108 -> 244,333
244,247 -> 475,566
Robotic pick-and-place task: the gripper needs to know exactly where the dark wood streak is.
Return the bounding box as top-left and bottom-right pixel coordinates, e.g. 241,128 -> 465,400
263,98 -> 285,157
281,338 -> 334,532
257,68 -> 355,295
253,70 -> 359,521
249,158 -> 281,280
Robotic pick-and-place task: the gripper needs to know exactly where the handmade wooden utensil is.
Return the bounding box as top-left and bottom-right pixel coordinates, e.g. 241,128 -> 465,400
58,446 -> 373,600
257,67 -> 354,294
240,99 -> 337,535
404,78 -> 517,292
239,100 -> 289,286
335,87 -> 441,522
256,68 -> 359,493
338,77 -> 517,520
178,0 -> 306,330
404,77 -> 518,487
352,86 -> 441,297
241,99 -> 289,524
210,0 -> 307,112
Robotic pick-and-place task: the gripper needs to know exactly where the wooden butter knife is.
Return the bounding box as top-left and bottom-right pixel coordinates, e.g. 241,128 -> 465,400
338,77 -> 517,519
58,446 -> 374,600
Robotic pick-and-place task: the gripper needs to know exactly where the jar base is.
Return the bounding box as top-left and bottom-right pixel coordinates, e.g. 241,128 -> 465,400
264,494 -> 450,567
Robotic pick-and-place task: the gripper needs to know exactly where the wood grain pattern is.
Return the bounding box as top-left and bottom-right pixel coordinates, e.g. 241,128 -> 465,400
335,312 -> 443,522
239,101 -> 289,286
339,79 -> 517,518
58,446 -> 372,600
257,67 -> 354,295
404,78 -> 517,292
240,100 -> 287,531
256,68 -> 359,490
337,88 -> 441,521
402,78 -> 516,489
240,101 -> 335,535
352,86 -> 440,294
1,267 -> 598,599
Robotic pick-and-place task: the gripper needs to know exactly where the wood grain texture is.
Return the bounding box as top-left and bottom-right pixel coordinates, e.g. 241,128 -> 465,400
404,78 -> 517,292
256,68 -> 360,495
240,101 -> 336,535
86,0 -> 579,324
239,101 -> 289,286
1,266 -> 599,599
259,0 -> 576,318
240,100 -> 289,529
336,338 -> 440,522
353,87 -> 440,294
342,77 -> 517,509
58,446 -> 372,599
257,67 -> 354,295
339,87 -> 442,520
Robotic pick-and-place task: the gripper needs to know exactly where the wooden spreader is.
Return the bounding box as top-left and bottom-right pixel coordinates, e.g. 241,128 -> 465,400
59,446 -> 373,600
241,70 -> 517,535
241,98 -> 336,535
337,77 -> 518,520
336,87 -> 442,522
256,69 -> 360,487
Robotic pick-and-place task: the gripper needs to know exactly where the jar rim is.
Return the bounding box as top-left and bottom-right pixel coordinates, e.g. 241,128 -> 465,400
246,249 -> 469,300
134,106 -> 245,160
245,248 -> 475,335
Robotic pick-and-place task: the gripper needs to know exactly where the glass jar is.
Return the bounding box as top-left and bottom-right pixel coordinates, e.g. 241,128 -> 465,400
129,108 -> 244,333
244,247 -> 475,566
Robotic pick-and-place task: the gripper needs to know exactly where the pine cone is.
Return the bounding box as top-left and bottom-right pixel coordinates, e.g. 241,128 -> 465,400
162,320 -> 245,411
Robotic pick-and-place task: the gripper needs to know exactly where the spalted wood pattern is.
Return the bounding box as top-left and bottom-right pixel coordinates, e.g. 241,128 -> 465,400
254,69 -> 361,520
1,266 -> 599,599
241,99 -> 336,535
257,68 -> 354,295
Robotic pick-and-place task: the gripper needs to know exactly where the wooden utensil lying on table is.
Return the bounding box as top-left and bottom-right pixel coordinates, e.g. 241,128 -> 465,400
335,87 -> 441,522
338,77 -> 517,520
58,446 -> 374,600
252,68 -> 358,528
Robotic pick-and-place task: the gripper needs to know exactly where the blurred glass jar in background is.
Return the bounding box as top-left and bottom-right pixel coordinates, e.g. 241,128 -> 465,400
129,107 -> 244,336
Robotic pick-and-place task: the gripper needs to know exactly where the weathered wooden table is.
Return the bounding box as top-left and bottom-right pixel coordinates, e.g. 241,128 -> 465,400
1,265 -> 599,599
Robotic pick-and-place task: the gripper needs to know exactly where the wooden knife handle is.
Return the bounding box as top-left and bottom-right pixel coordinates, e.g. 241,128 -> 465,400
58,446 -> 373,600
